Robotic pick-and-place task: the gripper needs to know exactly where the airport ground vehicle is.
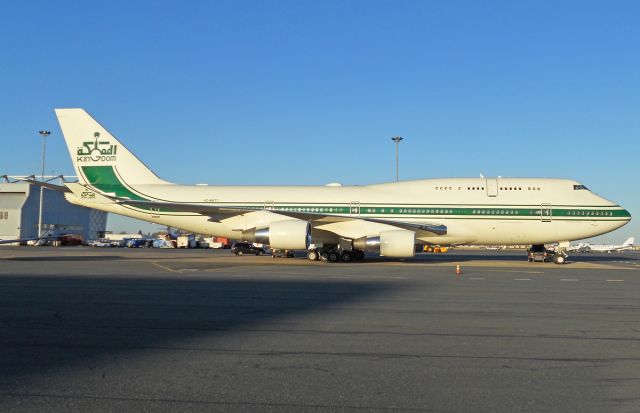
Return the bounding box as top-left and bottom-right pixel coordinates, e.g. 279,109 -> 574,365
231,242 -> 265,256
527,245 -> 567,264
423,245 -> 448,253
528,245 -> 553,262
272,249 -> 295,258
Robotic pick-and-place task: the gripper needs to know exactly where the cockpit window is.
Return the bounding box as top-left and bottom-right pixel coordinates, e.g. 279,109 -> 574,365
573,184 -> 588,190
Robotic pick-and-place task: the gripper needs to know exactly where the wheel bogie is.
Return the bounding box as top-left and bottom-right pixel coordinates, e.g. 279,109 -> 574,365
307,247 -> 365,263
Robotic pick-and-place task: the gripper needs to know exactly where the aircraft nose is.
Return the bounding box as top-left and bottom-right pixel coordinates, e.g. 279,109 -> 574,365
620,207 -> 632,221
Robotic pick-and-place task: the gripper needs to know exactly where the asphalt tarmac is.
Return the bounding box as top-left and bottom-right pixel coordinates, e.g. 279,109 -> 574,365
0,247 -> 638,412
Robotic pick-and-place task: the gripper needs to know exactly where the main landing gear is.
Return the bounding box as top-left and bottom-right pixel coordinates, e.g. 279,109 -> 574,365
307,247 -> 365,263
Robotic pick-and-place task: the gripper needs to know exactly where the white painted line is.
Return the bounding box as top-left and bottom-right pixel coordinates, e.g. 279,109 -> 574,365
606,279 -> 625,282
468,277 -> 485,280
560,278 -> 579,282
514,278 -> 531,281
493,270 -> 544,274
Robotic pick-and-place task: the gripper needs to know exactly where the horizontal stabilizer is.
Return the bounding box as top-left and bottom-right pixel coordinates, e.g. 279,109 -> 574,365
66,183 -> 117,204
13,178 -> 71,193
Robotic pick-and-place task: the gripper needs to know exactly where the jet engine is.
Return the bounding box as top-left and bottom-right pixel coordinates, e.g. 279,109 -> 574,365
353,230 -> 415,257
242,220 -> 311,250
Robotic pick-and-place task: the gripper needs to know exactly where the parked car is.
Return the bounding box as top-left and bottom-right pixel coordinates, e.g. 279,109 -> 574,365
87,238 -> 119,247
231,242 -> 266,256
126,238 -> 153,248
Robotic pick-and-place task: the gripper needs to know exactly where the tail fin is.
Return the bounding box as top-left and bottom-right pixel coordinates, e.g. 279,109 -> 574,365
623,237 -> 634,246
55,109 -> 169,188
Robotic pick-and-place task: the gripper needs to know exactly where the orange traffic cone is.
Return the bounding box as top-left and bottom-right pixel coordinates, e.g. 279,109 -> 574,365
455,264 -> 462,276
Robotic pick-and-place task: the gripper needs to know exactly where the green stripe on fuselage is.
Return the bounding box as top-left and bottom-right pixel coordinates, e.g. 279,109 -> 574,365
76,167 -> 631,220
269,205 -> 630,218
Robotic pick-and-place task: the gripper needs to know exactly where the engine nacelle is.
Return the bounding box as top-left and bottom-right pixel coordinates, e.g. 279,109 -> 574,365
353,230 -> 415,257
242,220 -> 311,250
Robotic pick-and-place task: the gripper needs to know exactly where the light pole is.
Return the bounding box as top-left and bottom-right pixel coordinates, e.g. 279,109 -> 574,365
37,130 -> 50,237
391,136 -> 403,181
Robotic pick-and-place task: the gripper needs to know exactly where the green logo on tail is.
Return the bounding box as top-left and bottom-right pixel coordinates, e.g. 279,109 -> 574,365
76,132 -> 118,163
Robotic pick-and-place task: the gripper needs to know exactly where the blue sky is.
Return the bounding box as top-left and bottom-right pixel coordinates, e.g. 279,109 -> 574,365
0,0 -> 637,241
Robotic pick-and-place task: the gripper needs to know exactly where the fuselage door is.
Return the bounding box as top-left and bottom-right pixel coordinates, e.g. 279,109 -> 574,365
350,201 -> 360,216
486,178 -> 498,197
541,203 -> 552,222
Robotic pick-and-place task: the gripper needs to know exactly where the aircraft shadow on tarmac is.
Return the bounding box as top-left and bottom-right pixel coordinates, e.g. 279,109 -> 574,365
399,252 -> 640,264
0,276 -> 396,393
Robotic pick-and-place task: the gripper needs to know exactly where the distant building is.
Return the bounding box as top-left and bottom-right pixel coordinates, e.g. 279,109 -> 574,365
0,180 -> 107,243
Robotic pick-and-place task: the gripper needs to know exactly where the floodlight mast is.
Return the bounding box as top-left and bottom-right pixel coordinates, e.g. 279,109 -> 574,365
391,136 -> 403,181
37,130 -> 51,237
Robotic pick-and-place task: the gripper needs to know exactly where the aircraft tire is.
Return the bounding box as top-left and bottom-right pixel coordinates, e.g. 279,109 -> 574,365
328,251 -> 339,262
307,250 -> 319,261
340,251 -> 353,262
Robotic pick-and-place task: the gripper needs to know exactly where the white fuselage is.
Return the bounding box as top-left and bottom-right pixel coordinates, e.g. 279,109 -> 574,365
66,177 -> 630,246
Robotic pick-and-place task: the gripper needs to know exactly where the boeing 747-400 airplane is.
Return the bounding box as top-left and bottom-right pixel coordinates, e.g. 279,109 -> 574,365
50,109 -> 631,263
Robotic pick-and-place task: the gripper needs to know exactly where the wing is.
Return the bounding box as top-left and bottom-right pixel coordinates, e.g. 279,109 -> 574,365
0,236 -> 58,245
113,198 -> 447,238
12,178 -> 71,193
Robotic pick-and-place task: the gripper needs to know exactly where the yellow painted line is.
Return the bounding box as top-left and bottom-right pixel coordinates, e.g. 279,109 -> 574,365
150,262 -> 180,273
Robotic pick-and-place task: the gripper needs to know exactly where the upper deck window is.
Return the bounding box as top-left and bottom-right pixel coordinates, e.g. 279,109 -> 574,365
573,184 -> 588,190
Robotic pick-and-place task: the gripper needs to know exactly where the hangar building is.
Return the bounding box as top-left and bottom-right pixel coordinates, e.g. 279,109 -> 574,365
0,179 -> 107,243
